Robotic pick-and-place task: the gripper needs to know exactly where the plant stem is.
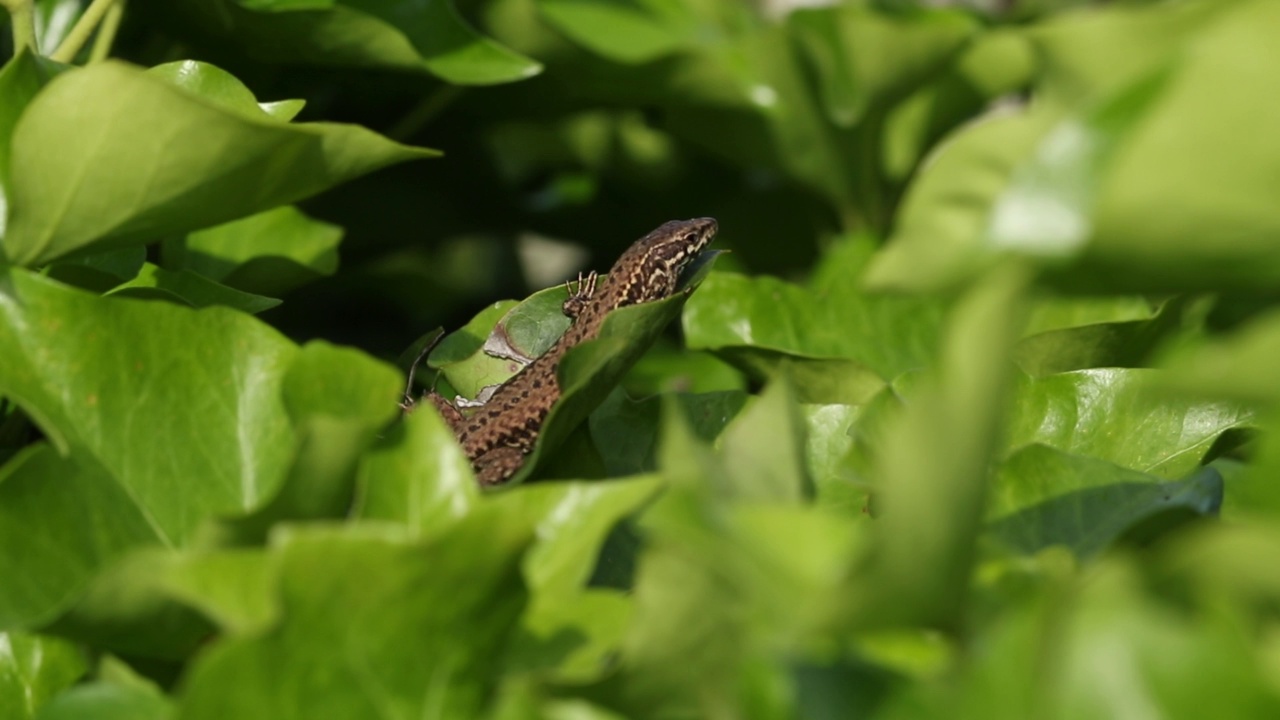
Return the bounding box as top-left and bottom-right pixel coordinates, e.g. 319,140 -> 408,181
50,0 -> 118,63
87,0 -> 124,63
1,0 -> 37,55
387,85 -> 463,141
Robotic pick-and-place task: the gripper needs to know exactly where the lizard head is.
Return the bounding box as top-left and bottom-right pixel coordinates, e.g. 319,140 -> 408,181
611,217 -> 719,305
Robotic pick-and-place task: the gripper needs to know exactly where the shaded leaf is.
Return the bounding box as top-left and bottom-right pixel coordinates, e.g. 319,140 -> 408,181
789,3 -> 977,126
165,206 -> 342,297
988,445 -> 1223,558
105,263 -> 282,314
143,0 -> 542,85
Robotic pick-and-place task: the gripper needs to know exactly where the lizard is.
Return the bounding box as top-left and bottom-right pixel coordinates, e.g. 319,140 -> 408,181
405,217 -> 718,486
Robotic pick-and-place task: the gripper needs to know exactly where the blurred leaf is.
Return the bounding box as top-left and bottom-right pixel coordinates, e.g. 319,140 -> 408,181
32,0 -> 86,54
1075,1 -> 1280,291
867,57 -> 1169,291
718,376 -> 810,503
142,0 -> 542,85
105,263 -> 282,314
789,3 -> 977,127
355,400 -> 480,532
852,263 -> 1031,629
177,520 -> 533,718
34,655 -> 173,720
865,110 -> 1050,291
0,632 -> 87,720
165,206 -> 342,298
893,556 -> 1280,718
604,407 -> 867,714
539,0 -> 695,64
4,61 -> 435,266
1160,306 -> 1280,404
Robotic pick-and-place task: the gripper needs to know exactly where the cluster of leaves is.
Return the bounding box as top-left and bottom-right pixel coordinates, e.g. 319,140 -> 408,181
4,0 -> 1280,717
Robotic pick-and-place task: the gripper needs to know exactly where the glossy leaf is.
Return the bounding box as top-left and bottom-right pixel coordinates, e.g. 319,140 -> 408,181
4,61 -> 435,266
1004,369 -> 1252,478
0,268 -> 297,545
0,632 -> 87,720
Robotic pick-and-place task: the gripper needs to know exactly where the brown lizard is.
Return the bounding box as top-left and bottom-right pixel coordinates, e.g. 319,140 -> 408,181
407,217 -> 718,486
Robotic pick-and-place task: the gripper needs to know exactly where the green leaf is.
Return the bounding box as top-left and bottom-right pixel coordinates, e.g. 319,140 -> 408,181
0,268 -> 299,546
987,445 -> 1223,558
354,404 -> 480,533
538,0 -> 695,64
865,110 -> 1052,291
34,656 -> 173,720
684,249 -> 945,394
146,60 -> 306,121
717,376 -> 810,503
147,0 -> 542,85
4,60 -> 436,267
0,445 -> 159,629
500,479 -> 660,679
164,206 -> 342,297
1004,369 -> 1253,478
45,247 -> 148,294
851,263 -> 1031,628
0,632 -> 87,720
587,388 -> 747,477
1014,295 -> 1188,377
0,51 -> 68,239
1159,307 -> 1280,404
212,341 -> 403,544
105,263 -> 282,314
802,403 -> 863,514
788,3 -> 977,127
604,412 -> 867,715
177,521 -> 533,718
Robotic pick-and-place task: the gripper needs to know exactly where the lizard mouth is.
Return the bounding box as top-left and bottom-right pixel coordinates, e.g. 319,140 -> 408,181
677,245 -> 725,291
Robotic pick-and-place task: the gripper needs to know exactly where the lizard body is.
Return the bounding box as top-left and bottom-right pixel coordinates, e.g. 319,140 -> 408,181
424,217 -> 718,486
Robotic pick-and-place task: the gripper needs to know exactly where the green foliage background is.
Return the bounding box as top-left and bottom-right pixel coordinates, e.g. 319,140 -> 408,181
2,0 -> 1280,717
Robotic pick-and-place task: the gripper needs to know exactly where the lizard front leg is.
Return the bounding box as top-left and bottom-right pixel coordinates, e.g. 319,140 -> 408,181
561,271 -> 599,319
